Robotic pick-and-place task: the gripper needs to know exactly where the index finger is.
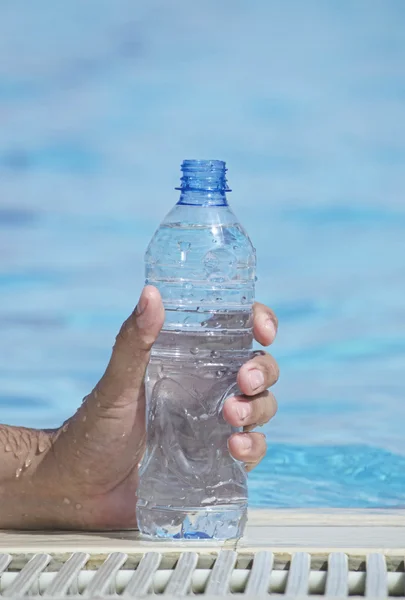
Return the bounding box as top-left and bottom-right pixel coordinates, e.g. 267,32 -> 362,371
253,302 -> 278,346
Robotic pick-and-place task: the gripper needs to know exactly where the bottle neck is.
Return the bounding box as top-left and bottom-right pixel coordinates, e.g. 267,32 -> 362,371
177,190 -> 228,207
176,159 -> 231,207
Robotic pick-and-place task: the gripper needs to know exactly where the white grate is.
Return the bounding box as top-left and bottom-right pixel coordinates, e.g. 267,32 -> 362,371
0,550 -> 403,598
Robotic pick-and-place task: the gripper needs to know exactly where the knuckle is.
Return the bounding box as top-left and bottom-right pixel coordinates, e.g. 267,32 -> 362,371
115,317 -> 135,345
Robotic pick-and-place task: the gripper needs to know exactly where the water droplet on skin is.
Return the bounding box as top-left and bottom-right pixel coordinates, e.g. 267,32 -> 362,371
62,423 -> 69,433
15,467 -> 22,478
75,503 -> 82,510
24,456 -> 32,468
84,468 -> 90,475
96,402 -> 101,408
38,436 -> 48,453
5,444 -> 11,452
75,450 -> 80,456
63,497 -> 71,505
82,415 -> 87,423
190,347 -> 199,355
94,390 -> 98,399
73,438 -> 77,444
127,367 -> 133,373
84,433 -> 90,439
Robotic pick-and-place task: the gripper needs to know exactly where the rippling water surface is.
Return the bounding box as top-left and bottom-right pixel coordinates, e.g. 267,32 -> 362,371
1,0 -> 405,507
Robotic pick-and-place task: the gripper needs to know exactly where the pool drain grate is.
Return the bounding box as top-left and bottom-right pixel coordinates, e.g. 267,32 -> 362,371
0,550 -> 403,597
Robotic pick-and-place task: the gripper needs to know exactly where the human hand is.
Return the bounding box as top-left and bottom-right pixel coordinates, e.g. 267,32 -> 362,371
30,286 -> 278,529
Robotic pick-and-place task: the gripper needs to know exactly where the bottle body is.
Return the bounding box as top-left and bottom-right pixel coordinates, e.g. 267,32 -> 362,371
137,162 -> 256,540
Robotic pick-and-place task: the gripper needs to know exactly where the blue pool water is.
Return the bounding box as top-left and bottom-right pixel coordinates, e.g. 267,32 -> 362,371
0,1 -> 405,507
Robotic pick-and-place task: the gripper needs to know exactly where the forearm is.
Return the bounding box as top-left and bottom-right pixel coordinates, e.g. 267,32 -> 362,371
0,425 -> 53,528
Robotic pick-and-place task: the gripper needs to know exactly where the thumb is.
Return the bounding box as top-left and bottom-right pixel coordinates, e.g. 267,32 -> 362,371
94,285 -> 165,408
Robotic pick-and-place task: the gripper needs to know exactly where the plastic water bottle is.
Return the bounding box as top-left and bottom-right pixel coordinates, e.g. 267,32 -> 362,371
137,160 -> 256,540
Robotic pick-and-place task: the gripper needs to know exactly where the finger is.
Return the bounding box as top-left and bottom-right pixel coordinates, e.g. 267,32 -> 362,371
223,391 -> 277,428
253,302 -> 278,346
94,285 -> 165,408
237,352 -> 279,396
228,432 -> 267,471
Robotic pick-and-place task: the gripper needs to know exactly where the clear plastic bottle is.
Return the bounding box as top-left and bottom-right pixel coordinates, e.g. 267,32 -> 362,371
137,160 -> 256,540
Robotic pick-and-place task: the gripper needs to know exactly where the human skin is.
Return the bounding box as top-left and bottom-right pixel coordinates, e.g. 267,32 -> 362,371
0,286 -> 279,529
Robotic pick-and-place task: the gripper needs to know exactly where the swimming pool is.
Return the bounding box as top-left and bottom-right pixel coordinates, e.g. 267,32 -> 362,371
1,0 -> 405,507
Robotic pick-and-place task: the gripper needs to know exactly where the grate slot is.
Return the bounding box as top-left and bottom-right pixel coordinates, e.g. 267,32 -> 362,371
325,552 -> 349,597
245,551 -> 274,595
366,553 -> 387,598
122,552 -> 161,597
82,552 -> 127,597
285,552 -> 311,596
164,552 -> 198,596
0,557 -> 11,578
2,554 -> 50,598
43,552 -> 89,597
205,550 -> 237,595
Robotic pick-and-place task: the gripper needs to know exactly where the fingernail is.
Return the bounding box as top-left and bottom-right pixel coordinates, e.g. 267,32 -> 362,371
239,435 -> 252,450
265,317 -> 277,339
136,289 -> 148,316
248,369 -> 264,391
236,403 -> 251,422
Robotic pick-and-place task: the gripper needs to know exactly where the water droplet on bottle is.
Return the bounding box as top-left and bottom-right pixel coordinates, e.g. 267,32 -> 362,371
241,295 -> 247,304
255,276 -> 258,282
178,241 -> 191,261
190,347 -> 199,355
216,370 -> 224,378
201,321 -> 207,327
216,297 -> 222,301
185,282 -> 193,290
211,350 -> 219,359
233,245 -> 238,250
